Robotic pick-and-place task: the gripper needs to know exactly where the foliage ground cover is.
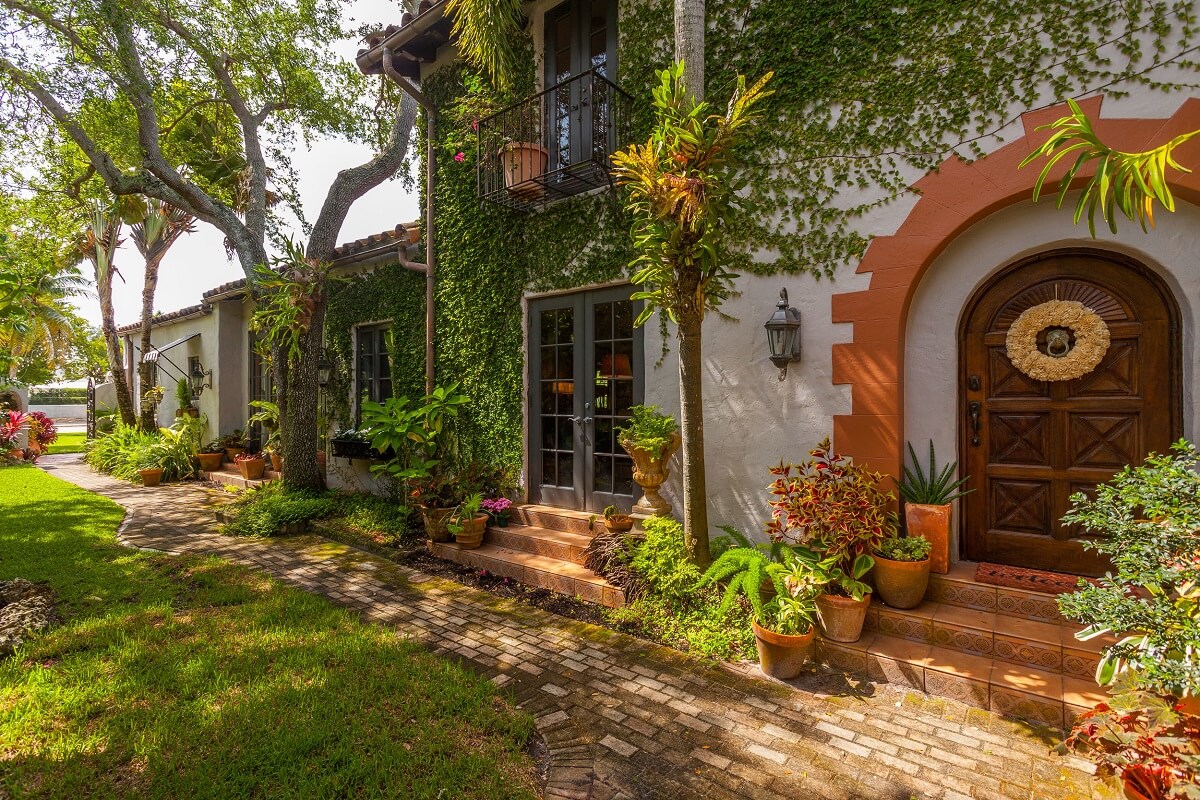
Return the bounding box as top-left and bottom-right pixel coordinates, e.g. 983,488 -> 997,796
0,465 -> 537,800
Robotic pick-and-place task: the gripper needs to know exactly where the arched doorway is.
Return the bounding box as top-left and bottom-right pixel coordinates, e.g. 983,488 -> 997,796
959,249 -> 1181,576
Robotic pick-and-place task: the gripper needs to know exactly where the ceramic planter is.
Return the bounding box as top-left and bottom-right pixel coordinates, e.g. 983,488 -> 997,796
454,513 -> 489,549
872,555 -> 931,609
223,446 -> 246,463
421,506 -> 455,543
269,451 -> 283,472
139,468 -> 164,487
196,452 -> 224,472
815,592 -> 872,643
905,502 -> 952,574
186,407 -> 200,418
752,619 -> 815,680
605,517 -> 634,533
237,458 -> 266,481
7,449 -> 23,461
621,432 -> 682,516
499,141 -> 549,197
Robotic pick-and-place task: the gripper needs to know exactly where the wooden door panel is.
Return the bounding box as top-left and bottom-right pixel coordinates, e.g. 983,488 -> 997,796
961,251 -> 1179,576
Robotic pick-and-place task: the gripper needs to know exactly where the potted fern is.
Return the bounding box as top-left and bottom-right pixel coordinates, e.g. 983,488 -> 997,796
899,441 -> 973,574
697,532 -> 820,680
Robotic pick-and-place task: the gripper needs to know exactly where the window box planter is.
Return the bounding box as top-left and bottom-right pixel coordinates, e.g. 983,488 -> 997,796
330,438 -> 374,460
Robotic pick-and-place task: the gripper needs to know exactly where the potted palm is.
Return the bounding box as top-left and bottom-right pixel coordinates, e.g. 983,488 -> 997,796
449,493 -> 487,549
698,535 -> 820,680
765,437 -> 895,643
899,441 -> 972,574
617,405 -> 681,516
872,535 -> 933,609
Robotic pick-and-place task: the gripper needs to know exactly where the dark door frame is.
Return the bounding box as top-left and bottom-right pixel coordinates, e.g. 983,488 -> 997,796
956,247 -> 1182,570
527,285 -> 644,511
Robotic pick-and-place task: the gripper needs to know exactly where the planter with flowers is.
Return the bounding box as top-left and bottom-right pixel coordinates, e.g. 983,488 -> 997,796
765,437 -> 896,643
234,451 -> 266,481
698,534 -> 820,680
483,497 -> 512,527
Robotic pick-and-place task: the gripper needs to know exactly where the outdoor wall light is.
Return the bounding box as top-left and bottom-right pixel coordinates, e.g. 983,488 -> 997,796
190,361 -> 213,396
318,357 -> 333,389
764,287 -> 802,380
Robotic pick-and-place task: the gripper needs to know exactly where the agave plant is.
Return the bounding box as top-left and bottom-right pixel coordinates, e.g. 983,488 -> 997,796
899,440 -> 973,506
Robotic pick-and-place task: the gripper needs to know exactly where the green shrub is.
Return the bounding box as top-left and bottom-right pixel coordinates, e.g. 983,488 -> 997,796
615,405 -> 677,459
876,535 -> 932,562
629,516 -> 703,605
333,493 -> 417,543
223,484 -> 337,537
84,422 -> 197,484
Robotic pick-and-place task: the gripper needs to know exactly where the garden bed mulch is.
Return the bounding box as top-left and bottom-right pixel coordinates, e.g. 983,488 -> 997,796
0,578 -> 57,657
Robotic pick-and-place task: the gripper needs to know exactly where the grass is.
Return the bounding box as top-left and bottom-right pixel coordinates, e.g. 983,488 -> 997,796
45,432 -> 85,454
0,465 -> 537,799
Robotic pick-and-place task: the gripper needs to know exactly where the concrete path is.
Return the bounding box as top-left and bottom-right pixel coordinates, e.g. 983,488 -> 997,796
40,455 -> 1116,800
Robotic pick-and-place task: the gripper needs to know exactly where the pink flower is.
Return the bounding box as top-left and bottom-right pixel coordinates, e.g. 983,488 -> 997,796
454,152 -> 465,162
471,119 -> 478,131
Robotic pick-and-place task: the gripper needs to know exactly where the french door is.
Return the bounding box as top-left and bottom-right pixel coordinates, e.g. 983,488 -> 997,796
529,287 -> 643,512
544,0 -> 617,171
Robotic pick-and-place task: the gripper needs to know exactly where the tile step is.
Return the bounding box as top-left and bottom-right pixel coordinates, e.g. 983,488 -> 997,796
864,596 -> 1114,680
199,466 -> 280,490
926,561 -> 1071,623
815,630 -> 1107,729
428,541 -> 624,609
485,523 -> 595,565
511,504 -> 597,535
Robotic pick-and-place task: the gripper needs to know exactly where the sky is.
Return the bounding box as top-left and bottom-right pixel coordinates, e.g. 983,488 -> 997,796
69,0 -> 421,329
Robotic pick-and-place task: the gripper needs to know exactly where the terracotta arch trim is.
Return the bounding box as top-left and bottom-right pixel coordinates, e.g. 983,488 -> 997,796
830,96 -> 1200,480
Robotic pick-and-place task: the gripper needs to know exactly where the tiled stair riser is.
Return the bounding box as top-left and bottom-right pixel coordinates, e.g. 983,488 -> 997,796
927,572 -> 1064,623
511,505 -> 595,535
485,524 -> 590,565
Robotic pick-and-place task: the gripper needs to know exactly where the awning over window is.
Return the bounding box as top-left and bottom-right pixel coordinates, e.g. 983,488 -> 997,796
141,332 -> 200,364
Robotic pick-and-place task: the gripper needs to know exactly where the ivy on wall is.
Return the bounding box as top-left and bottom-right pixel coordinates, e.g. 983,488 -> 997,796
326,0 -> 1197,476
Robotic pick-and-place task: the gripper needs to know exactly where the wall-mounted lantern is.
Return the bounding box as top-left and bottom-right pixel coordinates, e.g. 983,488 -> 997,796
317,357 -> 333,389
190,360 -> 213,396
764,288 -> 802,380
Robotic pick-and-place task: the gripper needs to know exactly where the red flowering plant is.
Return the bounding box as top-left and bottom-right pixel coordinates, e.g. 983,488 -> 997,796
1061,684 -> 1200,800
764,437 -> 897,598
233,451 -> 264,463
27,411 -> 58,447
0,410 -> 27,450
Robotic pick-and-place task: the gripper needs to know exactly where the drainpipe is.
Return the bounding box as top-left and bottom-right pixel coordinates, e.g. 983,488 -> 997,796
382,47 -> 437,396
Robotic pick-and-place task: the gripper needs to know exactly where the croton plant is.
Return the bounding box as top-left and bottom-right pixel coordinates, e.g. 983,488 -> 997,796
765,437 -> 897,577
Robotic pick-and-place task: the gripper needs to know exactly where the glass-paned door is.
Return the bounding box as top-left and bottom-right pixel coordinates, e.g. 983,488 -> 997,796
529,286 -> 643,512
544,0 -> 617,171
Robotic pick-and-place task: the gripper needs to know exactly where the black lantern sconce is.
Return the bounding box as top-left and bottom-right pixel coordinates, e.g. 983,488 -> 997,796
317,357 -> 333,389
190,360 -> 213,396
764,288 -> 802,380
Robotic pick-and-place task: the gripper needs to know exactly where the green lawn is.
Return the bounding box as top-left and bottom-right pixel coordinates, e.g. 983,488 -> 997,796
45,431 -> 86,454
0,465 -> 537,800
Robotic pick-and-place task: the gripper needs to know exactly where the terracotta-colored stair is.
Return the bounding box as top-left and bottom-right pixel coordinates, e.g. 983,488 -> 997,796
199,464 -> 281,490
428,504 -> 626,608
815,562 -> 1113,727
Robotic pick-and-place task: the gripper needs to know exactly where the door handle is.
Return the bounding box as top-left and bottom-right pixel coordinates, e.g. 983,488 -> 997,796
570,415 -> 592,445
968,401 -> 982,447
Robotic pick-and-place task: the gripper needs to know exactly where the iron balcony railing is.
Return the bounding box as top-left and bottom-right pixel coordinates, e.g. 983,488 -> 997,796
477,67 -> 634,212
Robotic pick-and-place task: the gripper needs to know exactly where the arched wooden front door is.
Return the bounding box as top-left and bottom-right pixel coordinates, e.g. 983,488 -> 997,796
960,250 -> 1180,576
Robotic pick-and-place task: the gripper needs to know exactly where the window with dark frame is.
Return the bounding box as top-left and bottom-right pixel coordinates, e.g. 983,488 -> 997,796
356,323 -> 393,418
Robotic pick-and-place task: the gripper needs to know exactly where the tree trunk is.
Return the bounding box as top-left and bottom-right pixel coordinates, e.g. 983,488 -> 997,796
674,0 -> 705,101
280,292 -> 326,493
676,259 -> 710,568
96,262 -> 136,427
136,254 -> 162,431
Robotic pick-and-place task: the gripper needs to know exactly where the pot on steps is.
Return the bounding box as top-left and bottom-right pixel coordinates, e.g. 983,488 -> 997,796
752,619 -> 815,680
905,502 -> 952,574
237,457 -> 266,481
421,506 -> 455,543
196,452 -> 224,472
815,592 -> 871,643
872,555 -> 931,610
454,512 -> 488,550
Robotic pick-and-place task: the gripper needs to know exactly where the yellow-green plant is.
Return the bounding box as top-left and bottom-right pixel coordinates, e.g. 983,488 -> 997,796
610,61 -> 772,569
444,0 -> 523,90
1021,98 -> 1200,236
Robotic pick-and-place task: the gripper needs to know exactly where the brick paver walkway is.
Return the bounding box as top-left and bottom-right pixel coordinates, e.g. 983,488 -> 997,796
40,455 -> 1116,800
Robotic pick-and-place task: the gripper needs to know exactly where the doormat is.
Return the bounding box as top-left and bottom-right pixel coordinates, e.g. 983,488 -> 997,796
974,563 -> 1089,595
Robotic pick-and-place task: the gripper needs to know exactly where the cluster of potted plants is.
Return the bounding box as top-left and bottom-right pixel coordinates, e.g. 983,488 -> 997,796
173,379 -> 199,419
248,400 -> 283,472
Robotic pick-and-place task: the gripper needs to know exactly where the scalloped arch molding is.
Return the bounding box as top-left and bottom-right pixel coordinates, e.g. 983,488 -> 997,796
830,96 -> 1200,480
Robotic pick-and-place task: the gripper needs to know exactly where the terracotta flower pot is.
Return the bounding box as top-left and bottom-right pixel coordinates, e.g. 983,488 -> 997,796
873,554 -> 931,609
186,407 -> 200,418
139,468 -> 164,487
269,452 -> 282,472
455,513 -> 489,549
8,449 -> 24,461
816,592 -> 872,643
905,502 -> 952,574
237,458 -> 266,481
752,619 -> 815,680
605,517 -> 634,533
499,141 -> 549,197
621,432 -> 682,517
421,506 -> 455,543
196,452 -> 224,472
224,447 -> 246,463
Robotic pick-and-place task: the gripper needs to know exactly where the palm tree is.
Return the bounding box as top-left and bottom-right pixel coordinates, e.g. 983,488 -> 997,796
444,0 -> 524,90
131,199 -> 195,430
0,264 -> 87,381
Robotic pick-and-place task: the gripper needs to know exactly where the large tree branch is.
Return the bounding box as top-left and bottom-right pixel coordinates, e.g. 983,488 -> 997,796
306,92 -> 419,259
